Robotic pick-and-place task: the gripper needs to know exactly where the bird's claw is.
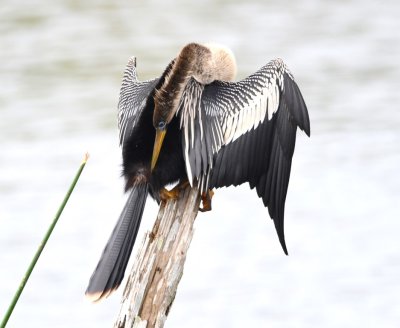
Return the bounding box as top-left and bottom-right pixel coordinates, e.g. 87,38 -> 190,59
159,183 -> 214,212
199,189 -> 214,212
159,180 -> 190,203
159,187 -> 180,202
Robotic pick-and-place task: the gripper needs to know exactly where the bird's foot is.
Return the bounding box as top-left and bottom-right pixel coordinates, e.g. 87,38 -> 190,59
159,187 -> 180,202
159,180 -> 190,203
199,189 -> 214,212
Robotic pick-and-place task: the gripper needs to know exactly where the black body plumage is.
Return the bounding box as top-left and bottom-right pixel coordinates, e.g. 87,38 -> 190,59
86,60 -> 188,301
86,45 -> 310,301
120,62 -> 187,199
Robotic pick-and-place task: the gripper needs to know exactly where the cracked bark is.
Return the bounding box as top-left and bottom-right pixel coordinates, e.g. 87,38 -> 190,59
114,185 -> 201,328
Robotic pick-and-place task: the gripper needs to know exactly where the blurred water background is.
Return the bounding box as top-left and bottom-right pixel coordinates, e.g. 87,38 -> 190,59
1,0 -> 399,327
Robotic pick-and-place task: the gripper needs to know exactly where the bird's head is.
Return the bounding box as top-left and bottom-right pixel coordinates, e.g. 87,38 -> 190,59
151,47 -> 195,171
151,96 -> 178,171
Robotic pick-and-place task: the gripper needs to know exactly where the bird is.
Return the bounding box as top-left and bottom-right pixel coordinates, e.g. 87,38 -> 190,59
85,42 -> 310,302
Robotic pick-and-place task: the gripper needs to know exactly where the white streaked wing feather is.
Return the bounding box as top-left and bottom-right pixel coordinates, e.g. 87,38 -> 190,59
222,68 -> 282,145
179,58 -> 291,188
118,56 -> 159,146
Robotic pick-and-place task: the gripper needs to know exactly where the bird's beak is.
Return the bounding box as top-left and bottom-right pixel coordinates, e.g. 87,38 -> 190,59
151,128 -> 166,171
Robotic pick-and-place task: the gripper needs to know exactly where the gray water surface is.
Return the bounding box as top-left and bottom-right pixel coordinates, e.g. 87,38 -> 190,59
1,0 -> 399,327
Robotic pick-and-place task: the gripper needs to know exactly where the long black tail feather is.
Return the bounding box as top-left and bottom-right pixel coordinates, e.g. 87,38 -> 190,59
85,182 -> 149,301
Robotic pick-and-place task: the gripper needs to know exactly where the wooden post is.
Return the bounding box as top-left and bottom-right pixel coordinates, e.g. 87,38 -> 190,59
114,185 -> 201,328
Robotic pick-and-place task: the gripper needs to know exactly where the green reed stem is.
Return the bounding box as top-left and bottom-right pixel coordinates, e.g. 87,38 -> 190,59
0,153 -> 89,328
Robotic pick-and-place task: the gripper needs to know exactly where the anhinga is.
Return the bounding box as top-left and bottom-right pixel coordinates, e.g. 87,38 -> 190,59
86,43 -> 310,301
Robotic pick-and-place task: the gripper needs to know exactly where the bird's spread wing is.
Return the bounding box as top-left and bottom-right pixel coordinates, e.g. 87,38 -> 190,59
118,57 -> 159,147
179,58 -> 310,253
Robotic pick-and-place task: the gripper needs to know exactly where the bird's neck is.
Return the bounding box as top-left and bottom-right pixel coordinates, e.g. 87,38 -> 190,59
154,43 -> 237,123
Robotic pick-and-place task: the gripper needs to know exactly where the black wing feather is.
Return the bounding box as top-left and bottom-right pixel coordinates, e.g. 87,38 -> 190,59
283,72 -> 310,136
180,59 -> 310,254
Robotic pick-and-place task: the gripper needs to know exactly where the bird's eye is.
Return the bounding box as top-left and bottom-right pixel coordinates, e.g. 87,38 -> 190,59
157,121 -> 166,130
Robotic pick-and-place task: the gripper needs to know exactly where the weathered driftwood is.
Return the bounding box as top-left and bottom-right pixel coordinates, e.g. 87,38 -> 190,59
114,185 -> 201,328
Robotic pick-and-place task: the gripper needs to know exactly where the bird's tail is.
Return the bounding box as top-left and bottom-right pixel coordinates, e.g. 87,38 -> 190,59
85,182 -> 149,302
